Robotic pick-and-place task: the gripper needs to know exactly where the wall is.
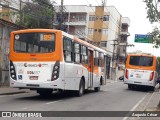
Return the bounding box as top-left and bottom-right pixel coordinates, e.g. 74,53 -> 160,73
0,19 -> 24,86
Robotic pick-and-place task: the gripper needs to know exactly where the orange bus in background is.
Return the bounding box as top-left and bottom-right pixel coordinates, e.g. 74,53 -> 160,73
124,53 -> 159,91
9,29 -> 108,96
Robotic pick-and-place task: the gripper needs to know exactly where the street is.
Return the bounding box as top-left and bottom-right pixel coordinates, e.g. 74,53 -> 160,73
0,81 -> 159,120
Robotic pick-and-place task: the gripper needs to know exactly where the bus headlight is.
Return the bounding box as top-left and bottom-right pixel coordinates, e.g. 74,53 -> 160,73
51,61 -> 60,81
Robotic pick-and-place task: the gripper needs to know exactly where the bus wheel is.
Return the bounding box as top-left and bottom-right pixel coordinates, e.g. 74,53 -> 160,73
128,84 -> 132,89
76,79 -> 85,97
150,86 -> 155,91
37,89 -> 53,97
94,87 -> 100,92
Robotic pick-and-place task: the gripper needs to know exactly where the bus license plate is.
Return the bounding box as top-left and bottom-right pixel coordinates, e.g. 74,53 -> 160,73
136,74 -> 142,78
29,76 -> 38,80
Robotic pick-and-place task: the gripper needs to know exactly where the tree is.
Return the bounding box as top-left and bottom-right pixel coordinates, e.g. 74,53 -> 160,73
144,0 -> 160,47
144,0 -> 160,23
17,0 -> 55,28
144,0 -> 160,110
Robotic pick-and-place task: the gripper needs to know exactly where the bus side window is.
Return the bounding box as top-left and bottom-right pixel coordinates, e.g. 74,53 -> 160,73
81,45 -> 88,64
94,51 -> 99,66
63,37 -> 73,62
73,42 -> 81,64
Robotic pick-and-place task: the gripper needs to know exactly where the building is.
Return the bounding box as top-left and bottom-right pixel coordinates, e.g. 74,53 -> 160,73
119,17 -> 130,69
54,5 -> 130,79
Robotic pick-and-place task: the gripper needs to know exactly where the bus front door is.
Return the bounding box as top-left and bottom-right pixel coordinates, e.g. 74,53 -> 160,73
88,50 -> 94,88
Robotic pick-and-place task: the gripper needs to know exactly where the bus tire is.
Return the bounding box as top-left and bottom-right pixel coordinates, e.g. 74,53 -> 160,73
94,87 -> 100,92
76,79 -> 85,97
150,86 -> 155,91
128,84 -> 132,89
37,89 -> 53,97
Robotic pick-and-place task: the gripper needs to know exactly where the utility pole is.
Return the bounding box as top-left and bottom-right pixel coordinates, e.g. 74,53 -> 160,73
59,0 -> 64,30
19,0 -> 22,24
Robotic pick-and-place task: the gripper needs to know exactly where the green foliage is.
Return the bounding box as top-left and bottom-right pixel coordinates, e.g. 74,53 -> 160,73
17,0 -> 55,28
148,27 -> 160,48
144,0 -> 160,47
157,56 -> 160,62
144,0 -> 160,23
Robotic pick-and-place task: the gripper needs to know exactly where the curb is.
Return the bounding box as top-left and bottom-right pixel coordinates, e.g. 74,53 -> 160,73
0,91 -> 27,95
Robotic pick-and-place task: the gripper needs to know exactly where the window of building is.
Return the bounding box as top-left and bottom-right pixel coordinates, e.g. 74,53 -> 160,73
88,28 -> 94,35
102,29 -> 108,35
79,15 -> 86,21
100,41 -> 107,47
103,15 -> 109,21
63,37 -> 73,62
89,15 -> 95,21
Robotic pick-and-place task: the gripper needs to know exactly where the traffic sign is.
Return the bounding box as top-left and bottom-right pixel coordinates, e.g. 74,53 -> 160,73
134,34 -> 152,43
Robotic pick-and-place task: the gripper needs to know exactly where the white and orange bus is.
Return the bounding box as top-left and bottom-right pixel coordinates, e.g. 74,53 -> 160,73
124,53 -> 159,91
9,29 -> 108,96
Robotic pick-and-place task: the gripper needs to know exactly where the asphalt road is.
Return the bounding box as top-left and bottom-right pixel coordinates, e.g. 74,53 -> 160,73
0,81 -> 155,120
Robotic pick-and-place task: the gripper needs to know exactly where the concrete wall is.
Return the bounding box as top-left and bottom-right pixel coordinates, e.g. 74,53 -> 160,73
0,19 -> 24,86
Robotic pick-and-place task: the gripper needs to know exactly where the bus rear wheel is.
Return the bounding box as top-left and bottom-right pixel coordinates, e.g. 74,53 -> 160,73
149,86 -> 155,91
94,87 -> 100,92
76,79 -> 85,97
128,84 -> 133,89
37,89 -> 53,97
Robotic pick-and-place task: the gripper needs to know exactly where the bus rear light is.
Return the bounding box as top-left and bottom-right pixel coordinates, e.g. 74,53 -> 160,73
149,71 -> 154,81
51,61 -> 60,81
125,69 -> 128,79
10,61 -> 17,80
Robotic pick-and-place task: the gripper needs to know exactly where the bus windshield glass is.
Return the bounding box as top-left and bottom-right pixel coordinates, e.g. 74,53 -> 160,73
14,32 -> 55,53
129,56 -> 153,66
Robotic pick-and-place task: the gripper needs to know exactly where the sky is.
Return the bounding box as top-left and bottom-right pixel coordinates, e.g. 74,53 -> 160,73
55,0 -> 160,56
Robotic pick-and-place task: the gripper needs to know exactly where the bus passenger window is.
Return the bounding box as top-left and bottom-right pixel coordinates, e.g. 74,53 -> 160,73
63,37 -> 72,62
94,51 -> 99,66
73,43 -> 81,63
81,46 -> 88,64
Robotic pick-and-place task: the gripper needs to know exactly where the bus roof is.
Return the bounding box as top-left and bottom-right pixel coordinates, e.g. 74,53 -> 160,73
127,53 -> 156,58
62,31 -> 107,54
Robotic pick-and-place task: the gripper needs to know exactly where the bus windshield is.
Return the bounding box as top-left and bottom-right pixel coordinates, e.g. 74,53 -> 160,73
129,56 -> 153,67
14,32 -> 55,53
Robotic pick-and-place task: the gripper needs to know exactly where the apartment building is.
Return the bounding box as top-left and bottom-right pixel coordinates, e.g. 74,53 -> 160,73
119,17 -> 130,68
55,5 -> 130,67
0,0 -> 20,22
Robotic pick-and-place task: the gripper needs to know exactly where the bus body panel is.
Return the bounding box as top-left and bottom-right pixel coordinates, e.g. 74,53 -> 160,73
64,62 -> 88,90
10,62 -> 65,89
124,69 -> 157,87
124,54 -> 158,87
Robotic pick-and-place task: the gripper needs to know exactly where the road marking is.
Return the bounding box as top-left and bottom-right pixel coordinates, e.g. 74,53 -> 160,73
122,92 -> 149,120
20,100 -> 63,110
46,100 -> 62,105
0,96 -> 5,98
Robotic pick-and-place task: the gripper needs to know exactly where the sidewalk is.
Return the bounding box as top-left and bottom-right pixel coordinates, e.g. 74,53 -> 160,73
0,87 -> 30,95
144,86 -> 160,111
